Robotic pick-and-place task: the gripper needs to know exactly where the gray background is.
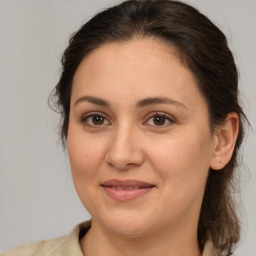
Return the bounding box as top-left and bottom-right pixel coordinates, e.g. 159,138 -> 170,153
0,0 -> 255,255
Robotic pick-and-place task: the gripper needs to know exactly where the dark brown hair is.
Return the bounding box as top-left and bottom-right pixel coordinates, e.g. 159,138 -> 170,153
51,0 -> 247,255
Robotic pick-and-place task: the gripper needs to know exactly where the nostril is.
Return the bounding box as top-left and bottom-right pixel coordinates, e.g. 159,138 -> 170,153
105,135 -> 144,169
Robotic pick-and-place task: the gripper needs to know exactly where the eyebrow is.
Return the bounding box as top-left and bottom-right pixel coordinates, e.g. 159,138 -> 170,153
136,97 -> 187,109
74,96 -> 110,107
73,95 -> 187,109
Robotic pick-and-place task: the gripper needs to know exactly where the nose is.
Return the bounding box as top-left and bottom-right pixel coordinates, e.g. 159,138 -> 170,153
105,124 -> 144,170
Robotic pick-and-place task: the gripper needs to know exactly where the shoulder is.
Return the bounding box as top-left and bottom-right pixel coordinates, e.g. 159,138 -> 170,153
0,236 -> 66,256
1,220 -> 91,256
202,240 -> 218,256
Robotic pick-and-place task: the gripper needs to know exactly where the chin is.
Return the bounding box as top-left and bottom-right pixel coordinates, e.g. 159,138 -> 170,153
98,212 -> 156,238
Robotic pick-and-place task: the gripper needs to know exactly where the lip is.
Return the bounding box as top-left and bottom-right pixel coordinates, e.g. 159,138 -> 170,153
101,179 -> 156,202
101,179 -> 155,188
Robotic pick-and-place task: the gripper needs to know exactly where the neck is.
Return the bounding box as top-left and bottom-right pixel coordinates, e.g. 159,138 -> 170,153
80,219 -> 201,256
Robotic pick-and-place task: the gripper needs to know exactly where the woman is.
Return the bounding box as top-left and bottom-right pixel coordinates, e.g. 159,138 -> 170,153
2,0 -> 247,255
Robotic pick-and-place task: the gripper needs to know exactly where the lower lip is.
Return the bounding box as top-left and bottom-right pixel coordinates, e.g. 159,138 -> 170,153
102,186 -> 154,201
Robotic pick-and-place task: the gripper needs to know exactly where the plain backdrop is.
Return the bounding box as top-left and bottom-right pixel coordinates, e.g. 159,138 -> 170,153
0,0 -> 255,255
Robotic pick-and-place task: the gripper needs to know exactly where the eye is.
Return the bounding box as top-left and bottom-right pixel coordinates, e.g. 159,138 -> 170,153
145,113 -> 174,127
81,113 -> 111,127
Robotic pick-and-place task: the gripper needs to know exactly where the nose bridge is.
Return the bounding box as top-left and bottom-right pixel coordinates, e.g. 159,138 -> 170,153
106,121 -> 143,169
114,122 -> 133,148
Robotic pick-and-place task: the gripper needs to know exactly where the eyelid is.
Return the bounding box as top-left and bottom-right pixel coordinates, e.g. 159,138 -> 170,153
80,111 -> 175,128
143,112 -> 175,127
81,111 -> 112,126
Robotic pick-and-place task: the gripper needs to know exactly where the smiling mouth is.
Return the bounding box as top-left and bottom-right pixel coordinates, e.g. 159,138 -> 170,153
100,179 -> 156,201
101,185 -> 155,189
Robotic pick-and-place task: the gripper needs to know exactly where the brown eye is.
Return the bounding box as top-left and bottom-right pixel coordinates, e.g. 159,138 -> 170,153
145,113 -> 174,127
153,115 -> 166,126
81,113 -> 110,127
92,115 -> 105,125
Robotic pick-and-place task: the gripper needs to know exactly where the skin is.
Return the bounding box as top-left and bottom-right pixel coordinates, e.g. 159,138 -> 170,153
67,38 -> 239,256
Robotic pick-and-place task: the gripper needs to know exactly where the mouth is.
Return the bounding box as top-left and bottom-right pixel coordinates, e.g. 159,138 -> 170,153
100,179 -> 156,201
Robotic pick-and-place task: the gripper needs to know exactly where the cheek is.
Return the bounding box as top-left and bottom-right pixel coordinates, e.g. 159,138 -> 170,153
149,134 -> 211,171
147,131 -> 212,196
67,131 -> 108,213
67,131 -> 106,181
145,135 -> 211,220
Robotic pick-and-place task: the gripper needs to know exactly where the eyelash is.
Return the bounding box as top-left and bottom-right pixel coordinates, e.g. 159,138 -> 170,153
81,112 -> 175,128
144,112 -> 175,127
81,112 -> 111,128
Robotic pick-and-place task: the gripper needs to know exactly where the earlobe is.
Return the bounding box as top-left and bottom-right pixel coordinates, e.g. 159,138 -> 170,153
210,112 -> 239,170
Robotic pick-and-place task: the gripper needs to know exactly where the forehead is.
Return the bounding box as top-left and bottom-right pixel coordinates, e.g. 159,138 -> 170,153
71,38 -> 206,111
74,37 -> 184,83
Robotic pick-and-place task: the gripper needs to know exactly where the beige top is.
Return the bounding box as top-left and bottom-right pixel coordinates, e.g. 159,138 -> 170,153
1,220 -> 217,256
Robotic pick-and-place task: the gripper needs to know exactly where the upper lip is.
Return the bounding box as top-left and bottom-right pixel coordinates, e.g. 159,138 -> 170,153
101,179 -> 155,188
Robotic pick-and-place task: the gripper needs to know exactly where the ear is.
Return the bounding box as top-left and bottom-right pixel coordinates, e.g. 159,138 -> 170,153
210,112 -> 239,170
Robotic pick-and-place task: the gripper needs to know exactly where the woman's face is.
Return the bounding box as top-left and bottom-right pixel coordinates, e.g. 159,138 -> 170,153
67,38 -> 217,237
